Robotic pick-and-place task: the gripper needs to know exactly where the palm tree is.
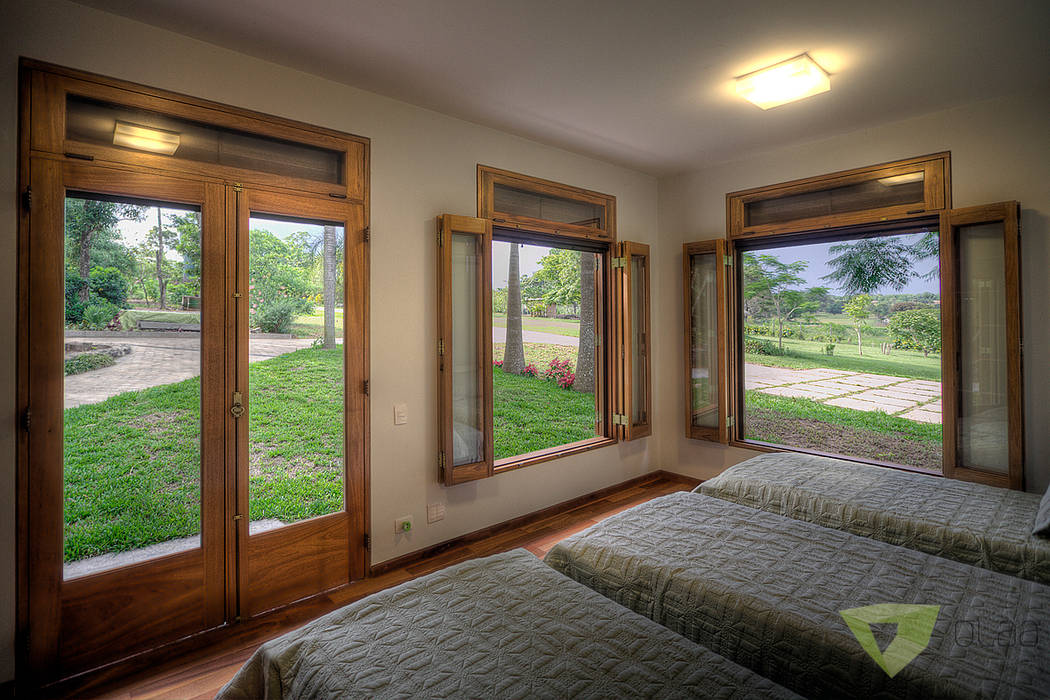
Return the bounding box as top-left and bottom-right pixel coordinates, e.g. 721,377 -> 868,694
503,244 -> 526,374
574,252 -> 595,393
322,225 -> 337,348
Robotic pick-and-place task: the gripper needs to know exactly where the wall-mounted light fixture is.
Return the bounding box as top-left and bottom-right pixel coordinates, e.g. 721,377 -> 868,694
735,53 -> 830,110
112,120 -> 180,155
877,172 -> 924,186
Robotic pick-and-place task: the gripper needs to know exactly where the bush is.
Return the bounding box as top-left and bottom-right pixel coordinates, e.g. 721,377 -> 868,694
823,344 -> 836,356
65,274 -> 88,324
889,308 -> 941,356
522,363 -> 539,377
544,357 -> 575,389
64,352 -> 116,376
254,299 -> 300,334
744,337 -> 787,356
81,300 -> 120,330
89,266 -> 129,308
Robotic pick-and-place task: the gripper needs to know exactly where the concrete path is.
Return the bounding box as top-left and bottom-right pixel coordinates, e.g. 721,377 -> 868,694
492,326 -> 579,347
746,364 -> 942,424
64,334 -> 315,408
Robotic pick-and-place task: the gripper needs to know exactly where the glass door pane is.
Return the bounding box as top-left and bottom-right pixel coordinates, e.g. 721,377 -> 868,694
63,195 -> 203,579
452,233 -> 483,465
957,223 -> 1009,473
246,214 -> 345,530
630,253 -> 648,425
689,252 -> 719,429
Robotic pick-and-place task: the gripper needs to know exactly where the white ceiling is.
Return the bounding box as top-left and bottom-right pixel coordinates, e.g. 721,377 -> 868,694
75,0 -> 1050,176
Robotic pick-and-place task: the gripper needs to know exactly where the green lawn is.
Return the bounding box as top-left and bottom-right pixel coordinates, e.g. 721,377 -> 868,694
493,342 -> 578,369
493,370 -> 596,460
746,334 -> 941,381
493,313 -> 580,338
63,347 -> 343,562
289,307 -> 344,338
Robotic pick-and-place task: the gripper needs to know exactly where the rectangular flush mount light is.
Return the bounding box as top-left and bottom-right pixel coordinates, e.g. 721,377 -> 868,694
735,54 -> 830,109
113,120 -> 181,155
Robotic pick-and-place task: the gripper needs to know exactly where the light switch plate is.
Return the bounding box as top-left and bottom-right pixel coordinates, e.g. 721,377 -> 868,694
394,403 -> 407,425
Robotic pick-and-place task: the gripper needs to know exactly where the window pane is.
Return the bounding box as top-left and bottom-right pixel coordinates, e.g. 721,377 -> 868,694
452,233 -> 483,466
493,183 -> 605,229
746,171 -> 924,227
492,241 -> 600,459
740,231 -> 942,471
957,223 -> 1009,473
247,215 -> 345,529
67,95 -> 344,184
690,252 -> 719,428
63,196 -> 202,579
630,254 -> 648,425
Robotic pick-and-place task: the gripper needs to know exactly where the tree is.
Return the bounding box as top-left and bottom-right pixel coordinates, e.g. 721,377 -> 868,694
844,294 -> 875,356
534,249 -> 581,310
64,199 -> 143,302
171,212 -> 202,296
575,252 -> 595,394
322,225 -> 338,348
145,209 -> 182,309
503,244 -> 526,374
742,253 -> 821,351
889,308 -> 941,357
822,234 -> 939,296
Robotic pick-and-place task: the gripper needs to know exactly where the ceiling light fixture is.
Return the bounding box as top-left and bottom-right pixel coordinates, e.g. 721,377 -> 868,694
735,53 -> 830,110
876,172 -> 924,186
112,120 -> 181,155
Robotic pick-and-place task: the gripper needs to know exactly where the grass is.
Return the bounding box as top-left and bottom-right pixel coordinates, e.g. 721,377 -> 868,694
289,306 -> 344,339
746,334 -> 941,381
63,347 -> 343,562
493,342 -> 578,369
65,352 -> 115,375
744,391 -> 942,471
493,313 -> 580,338
493,370 -> 596,460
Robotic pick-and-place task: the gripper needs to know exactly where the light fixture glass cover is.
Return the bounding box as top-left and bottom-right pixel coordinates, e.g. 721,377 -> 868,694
735,54 -> 830,110
112,120 -> 180,155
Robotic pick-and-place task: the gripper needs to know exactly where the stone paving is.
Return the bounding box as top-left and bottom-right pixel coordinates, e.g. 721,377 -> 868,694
64,333 -> 316,408
746,364 -> 942,424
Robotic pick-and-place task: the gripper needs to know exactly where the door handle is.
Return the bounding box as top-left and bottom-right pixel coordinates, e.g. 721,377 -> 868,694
230,391 -> 245,418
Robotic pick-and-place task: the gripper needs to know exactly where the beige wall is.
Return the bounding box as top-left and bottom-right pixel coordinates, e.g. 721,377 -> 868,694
0,0 -> 665,681
656,88 -> 1050,494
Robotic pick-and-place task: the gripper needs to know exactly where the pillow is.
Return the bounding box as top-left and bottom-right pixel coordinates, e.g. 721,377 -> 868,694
1034,483 -> 1050,538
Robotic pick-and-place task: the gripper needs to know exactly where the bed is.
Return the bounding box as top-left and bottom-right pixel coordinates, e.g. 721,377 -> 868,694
545,492 -> 1050,700
696,452 -> 1050,584
218,548 -> 799,700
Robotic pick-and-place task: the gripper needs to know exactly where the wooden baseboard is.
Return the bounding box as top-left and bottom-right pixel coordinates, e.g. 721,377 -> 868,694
370,469 -> 697,576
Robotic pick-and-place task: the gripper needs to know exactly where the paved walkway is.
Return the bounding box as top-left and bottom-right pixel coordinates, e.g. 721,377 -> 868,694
746,364 -> 942,424
64,334 -> 315,408
492,327 -> 579,346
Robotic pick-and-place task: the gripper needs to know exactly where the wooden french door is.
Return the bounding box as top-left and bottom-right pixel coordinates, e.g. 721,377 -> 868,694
22,161 -> 367,680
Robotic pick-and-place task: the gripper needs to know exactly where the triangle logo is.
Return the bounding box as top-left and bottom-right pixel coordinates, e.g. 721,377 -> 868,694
840,603 -> 940,677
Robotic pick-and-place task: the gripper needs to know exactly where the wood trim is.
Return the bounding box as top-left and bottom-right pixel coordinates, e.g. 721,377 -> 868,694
939,210 -> 959,482
683,240 -> 730,443
731,439 -> 943,478
477,164 -> 616,242
620,241 -> 652,440
494,437 -> 618,474
726,152 -> 950,239
370,470 -> 699,577
437,215 -> 494,486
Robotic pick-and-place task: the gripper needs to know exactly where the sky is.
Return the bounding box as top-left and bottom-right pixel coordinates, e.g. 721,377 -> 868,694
492,241 -> 549,288
749,232 -> 939,295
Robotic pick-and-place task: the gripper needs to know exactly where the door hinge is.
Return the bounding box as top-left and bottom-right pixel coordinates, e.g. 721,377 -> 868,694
21,409 -> 31,432
438,338 -> 445,356
363,532 -> 371,550
230,391 -> 245,418
439,450 -> 446,478
363,225 -> 370,242
232,183 -> 244,192
724,255 -> 733,266
22,187 -> 31,212
362,379 -> 370,396
612,413 -> 628,426
437,229 -> 443,247
610,256 -> 627,269
232,514 -> 243,521
726,415 -> 735,427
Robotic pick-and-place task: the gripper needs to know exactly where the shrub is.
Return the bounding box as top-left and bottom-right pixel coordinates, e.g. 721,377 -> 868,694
743,336 -> 787,356
823,344 -> 836,356
556,371 -> 575,390
522,363 -> 539,377
545,357 -> 574,381
254,299 -> 300,334
89,266 -> 130,308
493,359 -> 503,368
65,274 -> 88,324
81,300 -> 120,330
889,308 -> 941,356
64,352 -> 116,376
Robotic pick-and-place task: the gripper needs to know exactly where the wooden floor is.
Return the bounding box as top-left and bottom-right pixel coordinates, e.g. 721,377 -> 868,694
82,471 -> 698,700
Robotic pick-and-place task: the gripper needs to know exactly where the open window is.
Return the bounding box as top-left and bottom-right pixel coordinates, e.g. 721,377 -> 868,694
436,168 -> 651,484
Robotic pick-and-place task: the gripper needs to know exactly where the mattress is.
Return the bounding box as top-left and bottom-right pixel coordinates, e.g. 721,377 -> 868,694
217,548 -> 799,700
545,492 -> 1050,700
696,452 -> 1050,584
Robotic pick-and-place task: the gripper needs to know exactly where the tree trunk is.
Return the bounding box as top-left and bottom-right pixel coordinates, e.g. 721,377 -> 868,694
156,209 -> 167,310
503,244 -> 526,374
574,252 -> 595,393
78,227 -> 95,303
322,225 -> 337,348
855,326 -> 864,356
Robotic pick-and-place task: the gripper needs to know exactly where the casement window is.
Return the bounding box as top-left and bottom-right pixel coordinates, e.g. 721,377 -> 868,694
437,167 -> 650,486
685,153 -> 1026,489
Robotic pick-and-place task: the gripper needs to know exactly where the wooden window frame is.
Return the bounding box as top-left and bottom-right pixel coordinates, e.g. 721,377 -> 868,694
682,239 -> 731,443
478,164 -> 616,241
618,241 -> 652,440
726,152 -> 950,240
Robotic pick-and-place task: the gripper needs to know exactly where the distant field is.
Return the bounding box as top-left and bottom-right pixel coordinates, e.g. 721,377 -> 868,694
493,313 -> 580,338
746,334 -> 941,381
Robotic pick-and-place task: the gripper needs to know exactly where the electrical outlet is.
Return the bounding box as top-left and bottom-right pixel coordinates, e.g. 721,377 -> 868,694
394,402 -> 407,425
394,515 -> 413,534
427,502 -> 446,523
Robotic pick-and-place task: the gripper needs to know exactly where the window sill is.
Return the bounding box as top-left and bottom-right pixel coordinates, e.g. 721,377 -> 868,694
494,436 -> 618,475
729,439 -> 943,478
